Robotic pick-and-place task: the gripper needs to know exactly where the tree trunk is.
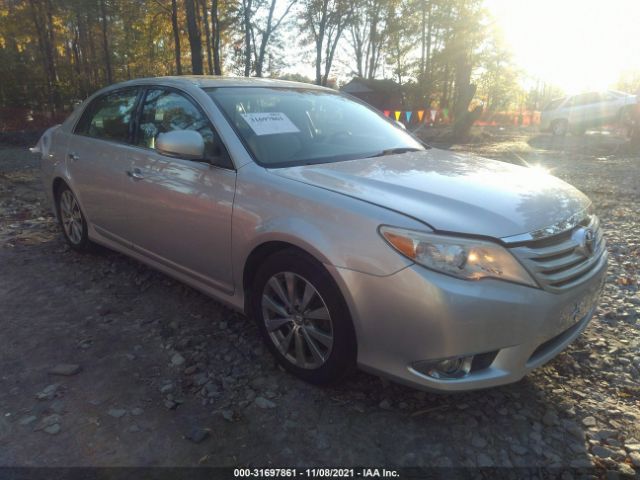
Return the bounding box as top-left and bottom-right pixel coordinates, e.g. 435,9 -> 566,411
71,20 -> 84,99
201,0 -> 213,75
366,11 -> 378,79
185,0 -> 204,74
99,0 -> 113,84
420,0 -> 425,77
44,0 -> 58,87
322,24 -> 345,86
425,0 -> 432,83
243,0 -> 253,76
86,10 -> 99,89
452,60 -> 479,140
211,0 -> 222,74
255,0 -> 277,77
314,0 -> 329,85
442,63 -> 450,107
28,0 -> 59,111
351,28 -> 364,77
171,0 -> 183,75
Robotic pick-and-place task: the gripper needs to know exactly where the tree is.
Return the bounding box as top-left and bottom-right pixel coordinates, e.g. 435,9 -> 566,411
200,0 -> 213,74
99,0 -> 113,84
446,0 -> 485,139
0,0 -> 529,126
211,0 -> 222,74
253,0 -> 296,77
185,0 -> 203,74
384,0 -> 416,85
348,0 -> 388,79
300,0 -> 352,85
171,0 -> 183,74
237,0 -> 296,77
418,0 -> 433,90
475,25 -> 522,112
241,0 -> 253,76
28,0 -> 61,110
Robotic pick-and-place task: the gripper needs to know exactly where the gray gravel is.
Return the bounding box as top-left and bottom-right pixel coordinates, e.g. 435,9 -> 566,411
0,132 -> 638,474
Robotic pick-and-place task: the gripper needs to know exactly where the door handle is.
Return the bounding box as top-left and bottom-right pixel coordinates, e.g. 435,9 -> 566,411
126,167 -> 144,180
68,152 -> 79,161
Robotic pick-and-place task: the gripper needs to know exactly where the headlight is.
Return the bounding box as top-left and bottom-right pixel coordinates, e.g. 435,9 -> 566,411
379,226 -> 538,287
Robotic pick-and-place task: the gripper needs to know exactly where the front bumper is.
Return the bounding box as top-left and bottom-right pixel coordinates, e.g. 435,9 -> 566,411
329,252 -> 607,392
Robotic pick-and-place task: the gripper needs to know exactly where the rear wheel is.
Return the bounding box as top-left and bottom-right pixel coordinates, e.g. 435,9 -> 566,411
250,249 -> 357,385
55,184 -> 92,251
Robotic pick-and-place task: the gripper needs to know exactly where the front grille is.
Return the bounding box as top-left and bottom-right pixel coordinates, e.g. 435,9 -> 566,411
509,215 -> 607,293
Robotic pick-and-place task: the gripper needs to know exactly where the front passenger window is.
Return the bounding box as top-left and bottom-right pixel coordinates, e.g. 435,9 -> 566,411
137,89 -> 227,165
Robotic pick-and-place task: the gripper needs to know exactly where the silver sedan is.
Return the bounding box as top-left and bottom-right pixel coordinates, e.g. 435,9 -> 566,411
35,76 -> 607,391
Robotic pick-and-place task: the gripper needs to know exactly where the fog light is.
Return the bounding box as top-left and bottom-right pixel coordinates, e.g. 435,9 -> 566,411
414,355 -> 474,379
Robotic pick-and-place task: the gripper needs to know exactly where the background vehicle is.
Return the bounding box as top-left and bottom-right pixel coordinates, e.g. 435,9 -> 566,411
540,90 -> 637,135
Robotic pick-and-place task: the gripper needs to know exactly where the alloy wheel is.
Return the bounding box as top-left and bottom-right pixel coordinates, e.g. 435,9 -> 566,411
261,272 -> 334,369
59,189 -> 84,245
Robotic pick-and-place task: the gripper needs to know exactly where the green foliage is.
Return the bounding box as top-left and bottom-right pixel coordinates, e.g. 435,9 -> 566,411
616,70 -> 640,95
474,21 -> 523,112
0,0 -> 579,118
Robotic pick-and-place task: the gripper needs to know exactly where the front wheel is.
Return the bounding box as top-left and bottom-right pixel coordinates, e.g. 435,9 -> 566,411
250,249 -> 357,385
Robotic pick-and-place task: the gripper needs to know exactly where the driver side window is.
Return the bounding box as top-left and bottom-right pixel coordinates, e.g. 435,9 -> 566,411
136,89 -> 229,166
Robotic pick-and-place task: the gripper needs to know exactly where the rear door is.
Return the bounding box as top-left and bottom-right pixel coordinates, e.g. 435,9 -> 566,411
121,87 -> 236,293
567,92 -> 601,126
67,88 -> 140,243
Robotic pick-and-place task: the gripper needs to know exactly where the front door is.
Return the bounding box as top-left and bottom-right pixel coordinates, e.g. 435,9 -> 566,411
121,88 -> 236,294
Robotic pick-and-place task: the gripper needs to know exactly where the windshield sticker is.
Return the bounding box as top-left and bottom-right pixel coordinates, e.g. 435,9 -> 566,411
240,112 -> 300,136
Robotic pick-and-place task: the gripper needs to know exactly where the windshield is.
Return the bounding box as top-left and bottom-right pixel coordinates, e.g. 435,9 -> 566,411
206,87 -> 424,167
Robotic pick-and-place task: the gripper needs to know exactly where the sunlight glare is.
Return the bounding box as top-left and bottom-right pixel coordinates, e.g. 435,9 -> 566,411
485,0 -> 640,93
527,164 -> 552,177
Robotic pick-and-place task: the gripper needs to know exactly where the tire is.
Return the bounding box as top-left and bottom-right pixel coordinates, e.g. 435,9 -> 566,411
551,119 -> 568,136
619,106 -> 633,124
250,248 -> 357,385
619,106 -> 635,138
55,183 -> 92,251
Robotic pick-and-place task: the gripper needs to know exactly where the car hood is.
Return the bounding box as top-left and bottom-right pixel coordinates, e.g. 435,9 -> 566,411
271,149 -> 591,239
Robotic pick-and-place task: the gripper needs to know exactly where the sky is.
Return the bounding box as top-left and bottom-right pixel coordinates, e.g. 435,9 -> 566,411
280,0 -> 640,93
486,0 -> 640,93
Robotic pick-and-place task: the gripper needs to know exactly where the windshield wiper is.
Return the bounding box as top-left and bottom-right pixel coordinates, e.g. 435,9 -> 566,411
371,147 -> 424,158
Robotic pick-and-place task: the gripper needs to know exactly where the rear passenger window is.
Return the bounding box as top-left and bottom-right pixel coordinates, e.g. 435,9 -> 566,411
136,89 -> 228,165
75,89 -> 138,142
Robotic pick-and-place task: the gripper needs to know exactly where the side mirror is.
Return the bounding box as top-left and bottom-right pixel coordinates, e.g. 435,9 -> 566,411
156,130 -> 205,160
395,120 -> 407,130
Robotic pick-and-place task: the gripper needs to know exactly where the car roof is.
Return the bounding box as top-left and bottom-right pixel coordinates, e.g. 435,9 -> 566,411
100,75 -> 328,92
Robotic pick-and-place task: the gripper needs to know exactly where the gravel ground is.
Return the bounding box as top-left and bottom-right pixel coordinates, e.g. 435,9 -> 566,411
0,129 -> 638,476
